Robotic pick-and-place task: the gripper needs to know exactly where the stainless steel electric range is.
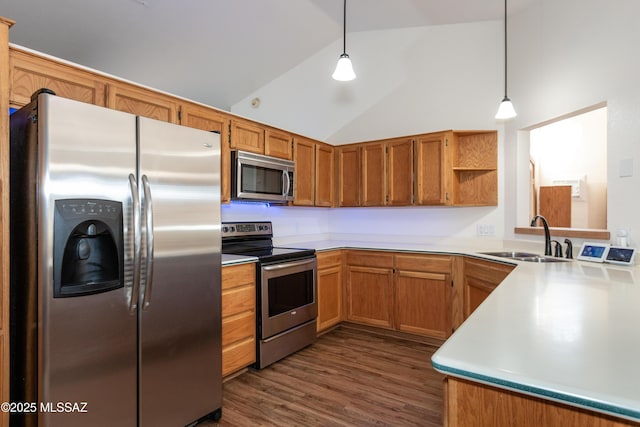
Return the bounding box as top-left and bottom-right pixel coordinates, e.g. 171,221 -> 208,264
221,221 -> 317,369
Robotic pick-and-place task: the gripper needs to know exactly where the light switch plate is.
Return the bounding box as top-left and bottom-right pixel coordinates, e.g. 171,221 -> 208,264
619,158 -> 633,177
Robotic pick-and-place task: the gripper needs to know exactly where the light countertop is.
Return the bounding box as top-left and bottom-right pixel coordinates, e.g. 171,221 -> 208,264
278,238 -> 640,422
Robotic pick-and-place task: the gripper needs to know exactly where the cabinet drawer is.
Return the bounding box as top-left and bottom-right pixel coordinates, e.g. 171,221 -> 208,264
346,250 -> 394,268
222,263 -> 255,290
222,286 -> 254,318
317,250 -> 342,269
222,311 -> 255,347
395,254 -> 451,273
222,338 -> 255,376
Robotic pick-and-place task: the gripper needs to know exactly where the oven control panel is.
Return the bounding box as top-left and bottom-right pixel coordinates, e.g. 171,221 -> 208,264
222,221 -> 272,238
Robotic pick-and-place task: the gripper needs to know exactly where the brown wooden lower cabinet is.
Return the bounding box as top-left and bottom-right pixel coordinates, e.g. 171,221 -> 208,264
462,256 -> 514,321
444,377 -> 640,427
345,250 -> 454,339
346,251 -> 395,328
221,262 -> 256,377
395,254 -> 452,339
316,250 -> 343,332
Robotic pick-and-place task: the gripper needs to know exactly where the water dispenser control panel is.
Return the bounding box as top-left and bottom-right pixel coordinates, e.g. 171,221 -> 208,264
53,199 -> 124,298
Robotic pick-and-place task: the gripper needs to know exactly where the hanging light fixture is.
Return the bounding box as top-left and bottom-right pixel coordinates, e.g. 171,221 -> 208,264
495,0 -> 516,119
332,0 -> 356,81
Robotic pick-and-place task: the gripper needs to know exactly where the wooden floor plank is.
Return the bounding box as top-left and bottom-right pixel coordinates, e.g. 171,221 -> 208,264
203,325 -> 444,426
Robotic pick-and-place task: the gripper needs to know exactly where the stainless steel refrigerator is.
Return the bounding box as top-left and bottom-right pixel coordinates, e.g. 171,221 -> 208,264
10,91 -> 222,426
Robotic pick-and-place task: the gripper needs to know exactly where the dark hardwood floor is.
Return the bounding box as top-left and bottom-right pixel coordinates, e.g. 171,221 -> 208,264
205,325 -> 444,427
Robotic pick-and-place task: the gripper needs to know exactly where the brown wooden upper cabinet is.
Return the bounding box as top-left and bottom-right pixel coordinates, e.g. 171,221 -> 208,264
293,136 -> 334,207
414,132 -> 446,205
414,130 -> 498,206
337,145 -> 361,207
386,138 -> 414,206
337,130 -> 497,208
361,142 -> 387,206
448,131 -> 498,206
265,128 -> 293,160
180,102 -> 232,203
9,47 -> 107,108
106,81 -> 179,123
338,137 -> 413,207
230,118 -> 265,154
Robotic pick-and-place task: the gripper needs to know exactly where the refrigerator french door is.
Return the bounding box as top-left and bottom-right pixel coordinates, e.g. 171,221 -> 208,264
10,92 -> 222,426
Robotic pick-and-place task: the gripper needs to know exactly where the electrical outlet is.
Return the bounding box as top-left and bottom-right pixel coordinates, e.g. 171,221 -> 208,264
476,224 -> 495,237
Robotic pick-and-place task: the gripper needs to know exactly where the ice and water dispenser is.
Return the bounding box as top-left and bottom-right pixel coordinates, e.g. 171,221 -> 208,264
53,199 -> 124,298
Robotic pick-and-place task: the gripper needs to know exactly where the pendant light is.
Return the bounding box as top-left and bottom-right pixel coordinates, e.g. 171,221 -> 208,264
495,0 -> 517,119
332,0 -> 356,81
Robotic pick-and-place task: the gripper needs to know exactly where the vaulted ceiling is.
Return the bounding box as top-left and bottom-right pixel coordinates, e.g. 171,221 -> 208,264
1,0 -> 533,110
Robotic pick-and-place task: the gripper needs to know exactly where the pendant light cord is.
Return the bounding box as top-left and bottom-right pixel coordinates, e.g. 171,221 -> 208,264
342,0 -> 347,55
503,0 -> 508,97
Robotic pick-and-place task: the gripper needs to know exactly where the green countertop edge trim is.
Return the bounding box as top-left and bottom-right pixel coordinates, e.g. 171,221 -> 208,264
431,361 -> 640,422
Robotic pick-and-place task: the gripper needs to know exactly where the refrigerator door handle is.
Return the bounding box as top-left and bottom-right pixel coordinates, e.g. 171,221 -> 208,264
128,173 -> 142,313
141,174 -> 155,309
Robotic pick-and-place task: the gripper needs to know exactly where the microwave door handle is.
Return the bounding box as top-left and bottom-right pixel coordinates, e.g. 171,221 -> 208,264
283,170 -> 291,198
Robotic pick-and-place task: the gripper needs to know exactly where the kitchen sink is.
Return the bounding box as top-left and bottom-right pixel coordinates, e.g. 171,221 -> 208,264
481,251 -> 539,258
480,251 -> 569,263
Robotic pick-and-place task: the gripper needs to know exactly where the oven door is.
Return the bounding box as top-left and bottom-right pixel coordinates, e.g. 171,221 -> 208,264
260,257 -> 317,339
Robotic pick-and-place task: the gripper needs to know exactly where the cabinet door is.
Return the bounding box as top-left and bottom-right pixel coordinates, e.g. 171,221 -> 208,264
293,137 -> 315,206
345,251 -> 394,329
181,103 -> 231,203
265,128 -> 293,160
395,254 -> 453,339
337,146 -> 361,206
315,143 -> 334,207
347,265 -> 393,328
395,270 -> 451,339
106,81 -> 179,123
317,251 -> 343,332
361,142 -> 387,206
414,133 -> 447,205
230,118 -> 264,154
387,139 -> 413,206
10,48 -> 106,108
462,257 -> 514,320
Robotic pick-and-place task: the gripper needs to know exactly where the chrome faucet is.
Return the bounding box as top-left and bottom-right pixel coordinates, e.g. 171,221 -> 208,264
530,215 -> 552,256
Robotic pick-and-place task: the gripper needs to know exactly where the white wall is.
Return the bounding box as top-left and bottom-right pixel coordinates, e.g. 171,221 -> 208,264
229,21 -> 508,241
229,0 -> 640,246
232,21 -> 502,143
509,0 -> 640,245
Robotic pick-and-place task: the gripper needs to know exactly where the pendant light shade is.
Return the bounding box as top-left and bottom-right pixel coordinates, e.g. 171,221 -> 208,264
332,0 -> 356,81
332,53 -> 356,81
496,96 -> 517,119
495,0 -> 516,119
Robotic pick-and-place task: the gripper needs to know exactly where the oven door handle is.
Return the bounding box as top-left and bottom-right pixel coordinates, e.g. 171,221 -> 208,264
262,258 -> 315,271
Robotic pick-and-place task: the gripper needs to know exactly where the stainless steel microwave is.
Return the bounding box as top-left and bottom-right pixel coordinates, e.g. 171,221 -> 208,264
231,150 -> 294,203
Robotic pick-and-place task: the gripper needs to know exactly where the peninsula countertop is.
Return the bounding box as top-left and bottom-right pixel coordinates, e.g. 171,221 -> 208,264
281,238 -> 640,422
